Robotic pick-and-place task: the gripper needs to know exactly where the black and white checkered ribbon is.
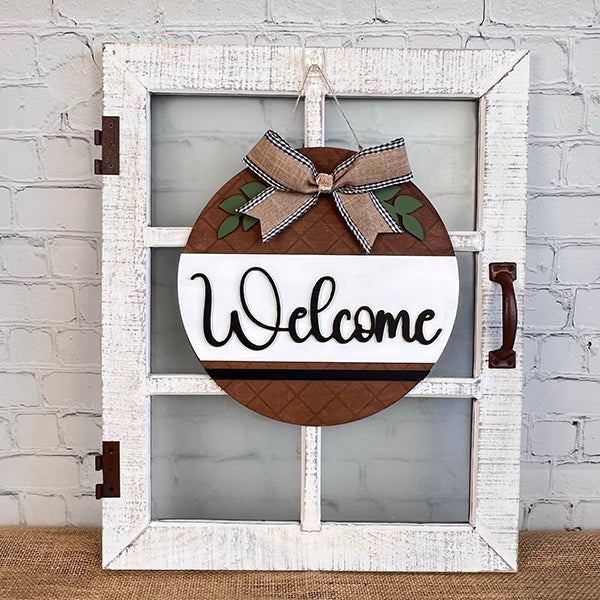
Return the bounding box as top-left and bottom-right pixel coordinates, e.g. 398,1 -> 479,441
238,130 -> 413,253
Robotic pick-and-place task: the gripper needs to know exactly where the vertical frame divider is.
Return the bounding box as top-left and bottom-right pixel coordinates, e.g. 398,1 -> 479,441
300,49 -> 325,532
300,426 -> 321,531
469,96 -> 486,526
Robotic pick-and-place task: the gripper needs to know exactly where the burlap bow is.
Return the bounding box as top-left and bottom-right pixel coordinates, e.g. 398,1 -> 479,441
238,130 -> 413,253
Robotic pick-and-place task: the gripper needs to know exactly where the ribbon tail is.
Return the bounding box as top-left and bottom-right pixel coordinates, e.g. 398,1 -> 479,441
239,188 -> 320,242
333,190 -> 403,254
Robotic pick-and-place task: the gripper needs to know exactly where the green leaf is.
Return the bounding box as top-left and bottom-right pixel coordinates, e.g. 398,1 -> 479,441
241,182 -> 267,199
401,213 -> 425,241
219,195 -> 247,214
242,215 -> 259,231
380,201 -> 401,225
393,195 -> 422,214
217,214 -> 241,239
373,185 -> 401,202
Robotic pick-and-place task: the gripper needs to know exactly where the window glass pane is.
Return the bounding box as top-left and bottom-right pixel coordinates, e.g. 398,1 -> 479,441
321,397 -> 472,523
151,395 -> 301,520
151,95 -> 304,227
150,247 -> 203,374
429,252 -> 475,378
325,98 -> 478,231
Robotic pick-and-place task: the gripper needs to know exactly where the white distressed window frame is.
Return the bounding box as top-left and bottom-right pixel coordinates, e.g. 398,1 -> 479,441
101,45 -> 529,571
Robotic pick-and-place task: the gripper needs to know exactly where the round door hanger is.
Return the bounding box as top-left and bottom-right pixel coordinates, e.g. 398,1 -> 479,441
178,132 -> 459,426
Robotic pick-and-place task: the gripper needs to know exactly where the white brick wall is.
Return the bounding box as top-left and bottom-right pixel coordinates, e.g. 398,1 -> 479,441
0,0 -> 599,530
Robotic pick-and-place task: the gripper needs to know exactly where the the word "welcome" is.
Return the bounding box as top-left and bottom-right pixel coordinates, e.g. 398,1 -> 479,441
191,267 -> 442,352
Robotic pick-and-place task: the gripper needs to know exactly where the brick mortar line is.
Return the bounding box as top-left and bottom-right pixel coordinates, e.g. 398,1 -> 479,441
10,278 -> 107,286
0,231 -> 101,236
526,371 -> 600,380
0,367 -> 100,373
524,282 -> 600,289
527,414 -> 600,419
1,22 -> 600,34
525,327 -> 597,336
0,323 -> 100,328
0,409 -> 101,416
528,239 -> 600,246
0,278 -> 100,284
524,282 -> 600,288
0,184 -> 101,190
0,179 -> 100,186
529,135 -> 600,142
0,233 -> 100,239
0,449 -> 95,458
528,415 -> 596,422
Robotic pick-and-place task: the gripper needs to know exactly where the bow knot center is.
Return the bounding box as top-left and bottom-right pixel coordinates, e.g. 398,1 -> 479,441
316,172 -> 333,193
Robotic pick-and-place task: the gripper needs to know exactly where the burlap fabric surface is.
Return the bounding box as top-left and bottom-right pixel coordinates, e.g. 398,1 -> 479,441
0,528 -> 597,599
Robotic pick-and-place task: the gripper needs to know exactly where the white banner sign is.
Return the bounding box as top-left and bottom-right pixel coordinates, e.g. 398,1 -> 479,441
178,254 -> 459,364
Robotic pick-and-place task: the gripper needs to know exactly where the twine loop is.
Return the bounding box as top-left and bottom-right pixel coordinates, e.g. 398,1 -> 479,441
284,63 -> 363,152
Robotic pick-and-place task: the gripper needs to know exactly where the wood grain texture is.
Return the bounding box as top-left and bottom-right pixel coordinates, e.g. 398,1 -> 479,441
109,522 -> 511,571
101,47 -> 152,566
300,63 -> 323,532
110,44 -> 526,99
471,53 -> 529,569
102,44 -> 528,571
146,375 -> 481,398
144,227 -> 485,251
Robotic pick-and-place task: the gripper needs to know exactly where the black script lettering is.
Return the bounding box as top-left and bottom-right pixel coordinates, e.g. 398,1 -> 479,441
190,273 -> 233,347
288,307 -> 310,343
374,310 -> 412,342
413,309 -> 442,345
239,267 -> 281,334
330,309 -> 353,344
309,276 -> 336,342
190,269 -> 444,350
191,269 -> 279,351
352,306 -> 376,342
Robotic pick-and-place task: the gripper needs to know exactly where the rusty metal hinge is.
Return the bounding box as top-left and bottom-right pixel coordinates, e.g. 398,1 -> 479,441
94,116 -> 120,175
95,441 -> 120,499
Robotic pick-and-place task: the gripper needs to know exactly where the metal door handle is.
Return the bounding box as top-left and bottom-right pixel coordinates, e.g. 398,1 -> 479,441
489,262 -> 517,369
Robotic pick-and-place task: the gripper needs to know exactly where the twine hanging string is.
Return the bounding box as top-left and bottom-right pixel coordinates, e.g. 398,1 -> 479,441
283,64 -> 364,152
240,65 -> 413,252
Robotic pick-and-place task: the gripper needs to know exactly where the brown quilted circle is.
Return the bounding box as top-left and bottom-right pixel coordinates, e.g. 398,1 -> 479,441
183,147 -> 455,426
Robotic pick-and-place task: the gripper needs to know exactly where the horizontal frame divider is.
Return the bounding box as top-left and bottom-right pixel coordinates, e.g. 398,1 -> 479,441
146,374 -> 481,399
144,227 -> 485,252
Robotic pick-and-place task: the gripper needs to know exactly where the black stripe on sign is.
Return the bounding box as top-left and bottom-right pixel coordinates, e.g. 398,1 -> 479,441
206,368 -> 430,382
